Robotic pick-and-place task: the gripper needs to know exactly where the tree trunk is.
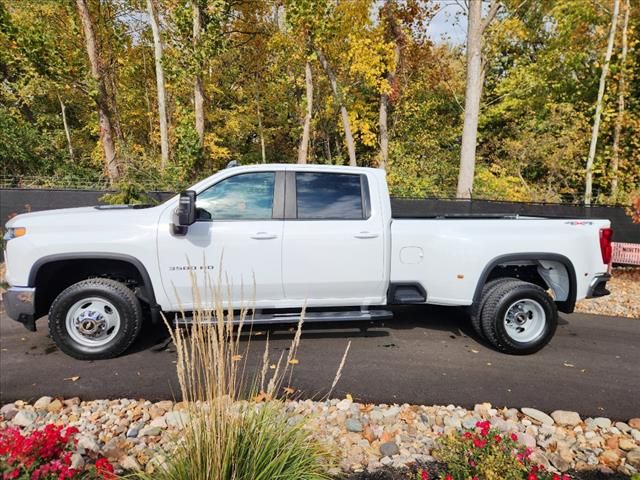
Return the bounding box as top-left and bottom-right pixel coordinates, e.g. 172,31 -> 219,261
378,93 -> 389,169
456,0 -> 483,199
141,47 -> 155,147
611,0 -> 630,202
585,0 -> 620,206
192,1 -> 205,148
75,0 -> 119,184
378,9 -> 402,170
315,48 -> 356,167
298,61 -> 313,164
257,102 -> 266,163
147,0 -> 170,168
58,94 -> 74,160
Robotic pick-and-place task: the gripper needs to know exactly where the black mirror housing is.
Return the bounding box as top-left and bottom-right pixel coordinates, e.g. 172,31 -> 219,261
172,190 -> 196,235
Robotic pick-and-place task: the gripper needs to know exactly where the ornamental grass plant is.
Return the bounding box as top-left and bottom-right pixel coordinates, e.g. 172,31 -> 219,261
138,270 -> 342,480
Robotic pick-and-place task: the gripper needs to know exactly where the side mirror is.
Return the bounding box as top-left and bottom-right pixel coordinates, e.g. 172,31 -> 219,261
172,190 -> 196,235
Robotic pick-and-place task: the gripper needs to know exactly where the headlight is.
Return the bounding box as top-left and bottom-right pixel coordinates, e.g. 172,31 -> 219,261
3,227 -> 27,240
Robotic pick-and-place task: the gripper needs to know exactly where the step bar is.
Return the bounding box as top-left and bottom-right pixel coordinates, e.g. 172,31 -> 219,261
173,309 -> 393,326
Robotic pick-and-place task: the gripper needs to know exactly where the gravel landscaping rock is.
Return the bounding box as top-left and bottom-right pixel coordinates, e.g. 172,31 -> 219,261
552,410 -> 582,426
13,409 -> 37,427
1,398 -> 639,475
522,407 -> 555,426
576,268 -> 640,319
346,419 -> 364,433
380,442 -> 400,457
33,396 -> 52,411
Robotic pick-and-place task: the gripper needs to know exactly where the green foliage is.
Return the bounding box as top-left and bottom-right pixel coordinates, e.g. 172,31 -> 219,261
149,403 -> 332,480
0,0 -> 638,204
435,423 -> 528,480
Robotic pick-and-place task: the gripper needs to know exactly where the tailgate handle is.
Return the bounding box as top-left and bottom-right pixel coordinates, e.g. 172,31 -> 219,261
250,232 -> 277,240
354,231 -> 379,239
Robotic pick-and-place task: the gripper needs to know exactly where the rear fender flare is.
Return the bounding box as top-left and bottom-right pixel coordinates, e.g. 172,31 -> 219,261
472,253 -> 577,313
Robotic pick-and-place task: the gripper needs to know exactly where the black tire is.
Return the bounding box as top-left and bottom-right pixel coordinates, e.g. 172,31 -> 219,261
480,279 -> 557,355
48,278 -> 143,360
470,277 -> 518,339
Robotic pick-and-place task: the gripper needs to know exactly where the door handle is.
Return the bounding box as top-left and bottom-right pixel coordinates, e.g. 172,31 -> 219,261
354,231 -> 379,239
250,232 -> 278,240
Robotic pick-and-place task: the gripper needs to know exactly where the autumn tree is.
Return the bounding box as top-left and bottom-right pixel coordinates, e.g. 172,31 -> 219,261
76,0 -> 120,184
585,0 -> 620,206
147,0 -> 169,168
611,0 -> 631,201
456,0 -> 501,199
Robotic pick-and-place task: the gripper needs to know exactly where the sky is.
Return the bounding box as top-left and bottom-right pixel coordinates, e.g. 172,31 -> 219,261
426,0 -> 468,45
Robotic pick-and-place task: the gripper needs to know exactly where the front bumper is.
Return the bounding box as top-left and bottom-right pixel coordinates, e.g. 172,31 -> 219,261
586,274 -> 611,299
2,287 -> 37,331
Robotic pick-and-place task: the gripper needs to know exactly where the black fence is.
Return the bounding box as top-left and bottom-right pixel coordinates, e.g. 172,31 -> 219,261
0,188 -> 173,226
391,198 -> 640,244
1,188 -> 638,244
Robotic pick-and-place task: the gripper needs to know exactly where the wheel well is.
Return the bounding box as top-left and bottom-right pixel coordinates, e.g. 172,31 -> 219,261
486,263 -> 547,290
474,254 -> 577,314
32,258 -> 150,319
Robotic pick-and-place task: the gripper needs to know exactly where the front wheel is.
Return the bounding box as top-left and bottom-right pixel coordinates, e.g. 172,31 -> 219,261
48,278 -> 143,360
480,279 -> 557,355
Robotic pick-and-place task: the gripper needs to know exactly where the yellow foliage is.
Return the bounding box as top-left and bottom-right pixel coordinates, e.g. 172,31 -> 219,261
204,133 -> 232,161
347,32 -> 395,93
474,164 -> 532,202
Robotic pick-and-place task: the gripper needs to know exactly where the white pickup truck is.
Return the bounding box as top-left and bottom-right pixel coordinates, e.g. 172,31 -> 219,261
3,164 -> 613,359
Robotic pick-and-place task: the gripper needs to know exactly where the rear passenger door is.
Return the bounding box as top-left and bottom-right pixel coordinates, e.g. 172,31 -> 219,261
281,170 -> 386,306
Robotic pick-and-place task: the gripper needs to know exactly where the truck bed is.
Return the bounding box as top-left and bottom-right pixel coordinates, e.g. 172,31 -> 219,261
391,198 -> 588,220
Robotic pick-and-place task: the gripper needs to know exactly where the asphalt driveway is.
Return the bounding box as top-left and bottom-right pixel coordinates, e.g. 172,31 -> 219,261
1,307 -> 638,419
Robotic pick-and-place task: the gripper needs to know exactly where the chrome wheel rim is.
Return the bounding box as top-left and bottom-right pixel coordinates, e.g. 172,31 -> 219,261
503,298 -> 546,343
65,297 -> 121,348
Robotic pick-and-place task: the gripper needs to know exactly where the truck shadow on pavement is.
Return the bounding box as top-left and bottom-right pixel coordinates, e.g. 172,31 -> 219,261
137,304 -> 519,354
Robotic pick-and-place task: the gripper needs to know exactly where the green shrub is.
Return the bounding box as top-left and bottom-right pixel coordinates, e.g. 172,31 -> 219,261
433,421 -> 567,480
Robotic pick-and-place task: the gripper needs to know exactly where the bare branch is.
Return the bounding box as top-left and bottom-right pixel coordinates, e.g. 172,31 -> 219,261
480,0 -> 502,34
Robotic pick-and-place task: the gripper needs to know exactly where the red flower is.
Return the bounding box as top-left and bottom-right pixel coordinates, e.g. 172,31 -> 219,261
3,468 -> 20,480
494,434 -> 502,443
421,470 -> 428,480
96,458 -> 116,479
464,431 -> 473,439
528,474 -> 538,480
511,433 -> 519,441
473,438 -> 487,448
476,420 -> 491,437
444,475 -> 453,480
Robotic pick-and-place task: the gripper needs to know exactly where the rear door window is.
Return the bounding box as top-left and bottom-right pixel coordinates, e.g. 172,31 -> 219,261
295,172 -> 365,220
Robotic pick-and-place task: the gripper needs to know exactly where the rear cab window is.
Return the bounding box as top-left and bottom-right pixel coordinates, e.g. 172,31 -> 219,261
294,172 -> 369,220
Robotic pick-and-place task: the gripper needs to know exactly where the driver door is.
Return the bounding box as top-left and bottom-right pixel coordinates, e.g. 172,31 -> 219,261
157,171 -> 285,310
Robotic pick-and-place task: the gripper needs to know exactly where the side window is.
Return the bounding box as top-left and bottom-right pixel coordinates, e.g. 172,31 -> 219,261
196,172 -> 275,220
296,172 -> 364,220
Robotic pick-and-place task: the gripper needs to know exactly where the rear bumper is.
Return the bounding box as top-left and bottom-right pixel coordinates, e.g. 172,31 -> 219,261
2,287 -> 37,331
586,274 -> 611,299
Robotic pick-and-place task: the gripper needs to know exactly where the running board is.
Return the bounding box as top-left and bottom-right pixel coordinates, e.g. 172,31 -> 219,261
174,309 -> 393,326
